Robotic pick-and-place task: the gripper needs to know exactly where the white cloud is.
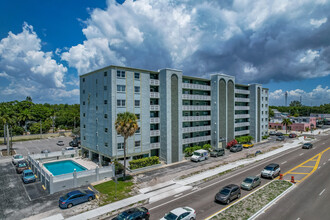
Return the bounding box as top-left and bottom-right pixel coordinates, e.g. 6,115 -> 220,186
310,17 -> 327,28
299,50 -> 320,63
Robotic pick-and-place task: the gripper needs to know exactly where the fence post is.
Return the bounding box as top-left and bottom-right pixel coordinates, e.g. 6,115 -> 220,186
96,165 -> 100,182
73,169 -> 77,187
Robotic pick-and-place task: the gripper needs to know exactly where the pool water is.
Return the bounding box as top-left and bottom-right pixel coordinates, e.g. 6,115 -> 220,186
44,160 -> 87,176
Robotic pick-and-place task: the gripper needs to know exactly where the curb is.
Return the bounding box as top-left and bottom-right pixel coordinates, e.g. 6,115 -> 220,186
248,182 -> 295,220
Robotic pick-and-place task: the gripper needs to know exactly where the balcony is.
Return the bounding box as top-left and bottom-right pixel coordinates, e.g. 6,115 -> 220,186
182,116 -> 211,122
150,92 -> 160,98
234,98 -> 250,102
182,83 -> 211,91
182,94 -> 211,100
182,135 -> 212,144
182,105 -> 211,111
182,126 -> 211,133
150,105 -> 160,111
150,130 -> 160,137
150,79 -> 160,86
150,142 -> 160,149
234,122 -> 250,127
235,106 -> 250,111
235,89 -> 250,95
150,117 -> 160,123
235,130 -> 250,136
235,114 -> 250,119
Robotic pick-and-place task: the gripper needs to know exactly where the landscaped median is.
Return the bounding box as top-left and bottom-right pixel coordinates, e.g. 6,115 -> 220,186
207,180 -> 293,220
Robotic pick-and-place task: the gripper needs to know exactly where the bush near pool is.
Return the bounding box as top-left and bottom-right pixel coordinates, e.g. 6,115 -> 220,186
129,156 -> 160,170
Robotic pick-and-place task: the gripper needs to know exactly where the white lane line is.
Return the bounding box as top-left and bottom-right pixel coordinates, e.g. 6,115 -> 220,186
281,161 -> 287,165
324,162 -> 326,165
297,218 -> 300,220
174,193 -> 183,198
299,153 -> 304,156
318,167 -> 321,169
319,189 -> 326,196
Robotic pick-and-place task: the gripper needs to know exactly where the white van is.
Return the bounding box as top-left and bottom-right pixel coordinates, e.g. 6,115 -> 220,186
191,149 -> 208,162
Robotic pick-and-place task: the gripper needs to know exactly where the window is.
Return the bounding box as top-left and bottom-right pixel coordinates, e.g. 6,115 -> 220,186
117,85 -> 126,92
104,100 -> 107,104
105,128 -> 108,132
82,78 -> 85,82
83,113 -> 85,117
105,142 -> 108,147
117,143 -> 124,150
96,106 -> 98,111
83,124 -> 86,128
117,70 -> 126,78
117,100 -> 126,107
96,79 -> 98,84
83,136 -> 86,140
136,128 -> 140,134
134,72 -> 140,79
135,100 -> 140,107
134,86 -> 140,93
104,114 -> 108,118
104,71 -> 107,77
135,114 -> 140,119
104,86 -> 107,90
83,90 -> 85,94
135,141 -> 141,147
83,101 -> 85,105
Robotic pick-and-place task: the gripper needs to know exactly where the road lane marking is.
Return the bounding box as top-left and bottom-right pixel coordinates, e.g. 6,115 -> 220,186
319,189 -> 326,196
289,172 -> 309,175
281,161 -> 287,164
299,153 -> 304,156
300,166 -> 314,168
174,193 -> 183,198
323,162 -> 326,165
297,218 -> 300,220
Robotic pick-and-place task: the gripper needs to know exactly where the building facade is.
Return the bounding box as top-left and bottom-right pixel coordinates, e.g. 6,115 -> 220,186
80,65 -> 269,164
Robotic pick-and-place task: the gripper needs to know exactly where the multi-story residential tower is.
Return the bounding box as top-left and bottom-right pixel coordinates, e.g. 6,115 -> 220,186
80,65 -> 269,164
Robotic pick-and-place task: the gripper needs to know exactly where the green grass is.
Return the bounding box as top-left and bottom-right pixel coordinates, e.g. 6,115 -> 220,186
93,176 -> 134,206
0,137 -> 42,145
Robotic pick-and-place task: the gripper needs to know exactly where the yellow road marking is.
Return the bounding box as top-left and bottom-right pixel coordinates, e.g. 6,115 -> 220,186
42,185 -> 46,190
288,172 -> 310,175
88,187 -> 92,191
300,166 -> 314,168
95,194 -> 99,199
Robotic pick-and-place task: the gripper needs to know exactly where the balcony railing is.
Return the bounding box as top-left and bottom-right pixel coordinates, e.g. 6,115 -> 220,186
234,98 -> 250,102
150,92 -> 160,98
234,114 -> 250,119
150,105 -> 160,111
182,83 -> 211,91
150,117 -> 160,123
150,130 -> 160,137
182,116 -> 211,122
234,106 -> 250,111
182,135 -> 212,144
182,94 -> 211,100
150,143 -> 160,149
234,130 -> 250,136
182,105 -> 211,111
235,89 -> 250,95
234,122 -> 250,127
150,79 -> 160,86
182,126 -> 211,133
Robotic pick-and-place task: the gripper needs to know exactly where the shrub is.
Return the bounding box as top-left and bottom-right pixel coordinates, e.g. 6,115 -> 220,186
235,135 -> 254,144
226,139 -> 238,149
114,160 -> 124,175
129,156 -> 160,170
262,135 -> 269,140
184,145 -> 202,156
202,144 -> 212,151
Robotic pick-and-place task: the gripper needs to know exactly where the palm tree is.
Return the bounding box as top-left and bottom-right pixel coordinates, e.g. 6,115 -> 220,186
115,112 -> 139,179
282,118 -> 292,134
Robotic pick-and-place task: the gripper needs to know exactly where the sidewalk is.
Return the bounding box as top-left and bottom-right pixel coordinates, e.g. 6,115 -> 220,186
41,135 -> 316,220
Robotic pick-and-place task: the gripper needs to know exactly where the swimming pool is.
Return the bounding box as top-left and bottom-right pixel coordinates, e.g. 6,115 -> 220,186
43,160 -> 87,176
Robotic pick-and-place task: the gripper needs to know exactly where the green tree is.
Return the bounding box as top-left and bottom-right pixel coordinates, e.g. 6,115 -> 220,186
289,101 -> 302,107
281,118 -> 293,134
115,112 -> 139,179
269,108 -> 274,118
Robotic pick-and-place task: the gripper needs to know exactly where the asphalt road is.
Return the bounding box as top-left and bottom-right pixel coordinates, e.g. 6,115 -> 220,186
144,134 -> 330,220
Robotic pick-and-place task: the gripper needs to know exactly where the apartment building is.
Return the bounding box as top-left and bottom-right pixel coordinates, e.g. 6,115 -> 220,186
80,65 -> 269,164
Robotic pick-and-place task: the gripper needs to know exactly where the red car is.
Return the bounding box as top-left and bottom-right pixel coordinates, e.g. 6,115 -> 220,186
289,133 -> 297,138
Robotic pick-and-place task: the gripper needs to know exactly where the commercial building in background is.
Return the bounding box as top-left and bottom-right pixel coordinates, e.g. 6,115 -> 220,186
269,117 -> 317,131
80,65 -> 269,164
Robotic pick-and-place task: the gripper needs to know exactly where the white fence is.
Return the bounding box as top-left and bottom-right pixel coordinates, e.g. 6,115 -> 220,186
28,150 -> 114,194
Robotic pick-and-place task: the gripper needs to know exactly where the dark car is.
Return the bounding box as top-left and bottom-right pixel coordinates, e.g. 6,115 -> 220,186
210,148 -> 225,157
276,136 -> 285,141
59,189 -> 95,209
261,163 -> 281,179
112,207 -> 150,220
16,161 -> 29,174
302,143 -> 313,149
276,132 -> 283,136
241,176 -> 261,191
289,133 -> 297,138
69,140 -> 78,147
230,144 -> 243,152
41,149 -> 51,154
57,141 -> 65,146
215,184 -> 241,204
22,169 -> 36,184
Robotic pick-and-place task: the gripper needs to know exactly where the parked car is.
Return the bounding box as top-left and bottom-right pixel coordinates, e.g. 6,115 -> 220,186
242,142 -> 254,148
113,207 -> 150,220
241,176 -> 261,191
215,184 -> 241,204
302,143 -> 313,149
65,147 -> 75,151
69,140 -> 78,147
276,136 -> 285,141
230,144 -> 243,152
59,189 -> 95,209
161,207 -> 196,220
276,132 -> 283,136
57,141 -> 65,146
191,149 -> 208,162
210,148 -> 225,157
289,133 -> 297,138
41,149 -> 51,154
16,161 -> 29,174
22,169 -> 36,184
12,154 -> 25,165
269,131 -> 277,136
261,163 -> 281,179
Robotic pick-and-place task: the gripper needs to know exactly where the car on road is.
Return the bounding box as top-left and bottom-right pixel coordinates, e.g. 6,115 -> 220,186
302,143 -> 313,149
242,142 -> 254,148
112,207 -> 150,220
269,131 -> 277,135
59,189 -> 95,209
69,140 -> 79,147
289,133 -> 297,138
161,207 -> 196,220
41,149 -> 51,154
241,176 -> 261,191
261,163 -> 281,179
191,149 -> 208,162
276,136 -> 285,141
65,147 -> 75,151
210,148 -> 225,157
276,132 -> 283,136
215,184 -> 241,204
57,141 -> 65,146
16,161 -> 29,174
230,144 -> 243,152
12,154 -> 25,165
22,169 -> 36,184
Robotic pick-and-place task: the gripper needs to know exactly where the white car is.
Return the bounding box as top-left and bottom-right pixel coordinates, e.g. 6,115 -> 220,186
12,154 -> 25,165
161,207 -> 196,220
65,147 -> 74,151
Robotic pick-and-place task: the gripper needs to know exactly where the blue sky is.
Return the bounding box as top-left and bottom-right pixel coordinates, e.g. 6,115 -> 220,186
0,0 -> 329,106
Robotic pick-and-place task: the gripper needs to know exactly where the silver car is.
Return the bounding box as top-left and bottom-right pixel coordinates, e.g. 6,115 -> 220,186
241,176 -> 261,190
161,207 -> 196,220
261,163 -> 281,179
12,154 -> 25,165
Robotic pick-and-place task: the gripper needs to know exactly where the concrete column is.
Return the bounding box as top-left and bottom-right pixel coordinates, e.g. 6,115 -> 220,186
96,165 -> 100,181
49,174 -> 54,194
62,148 -> 65,156
99,154 -> 103,166
45,152 -> 48,158
88,150 -> 92,160
75,148 -> 78,157
73,169 -> 77,187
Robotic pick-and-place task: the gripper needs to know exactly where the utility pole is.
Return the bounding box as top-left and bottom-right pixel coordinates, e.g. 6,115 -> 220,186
10,126 -> 13,155
3,124 -> 7,145
6,124 -> 9,155
40,120 -> 42,138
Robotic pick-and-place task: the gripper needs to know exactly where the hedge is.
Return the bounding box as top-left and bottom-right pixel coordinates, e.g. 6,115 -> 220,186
235,135 -> 254,144
184,144 -> 212,157
129,156 -> 160,170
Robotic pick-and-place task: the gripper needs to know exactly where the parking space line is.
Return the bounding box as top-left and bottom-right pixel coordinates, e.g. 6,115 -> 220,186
300,166 -> 314,168
319,189 -> 326,196
288,172 -> 310,175
42,185 -> 46,190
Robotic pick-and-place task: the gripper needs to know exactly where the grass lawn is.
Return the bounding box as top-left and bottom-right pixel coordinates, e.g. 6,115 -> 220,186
93,176 -> 134,206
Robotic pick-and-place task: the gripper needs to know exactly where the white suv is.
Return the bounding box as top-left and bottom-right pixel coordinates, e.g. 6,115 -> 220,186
261,163 -> 281,179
